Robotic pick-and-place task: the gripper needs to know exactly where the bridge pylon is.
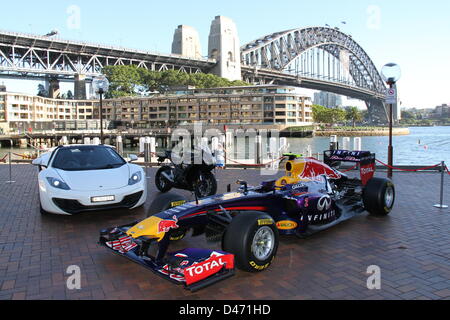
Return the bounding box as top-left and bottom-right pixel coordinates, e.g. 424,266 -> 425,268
208,16 -> 242,81
74,74 -> 87,100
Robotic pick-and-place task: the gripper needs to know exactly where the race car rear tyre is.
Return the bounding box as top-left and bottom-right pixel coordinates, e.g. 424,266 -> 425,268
222,212 -> 279,272
363,178 -> 395,216
155,166 -> 174,193
146,193 -> 188,241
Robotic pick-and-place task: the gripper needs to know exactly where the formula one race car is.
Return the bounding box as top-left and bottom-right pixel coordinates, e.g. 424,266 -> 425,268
99,150 -> 395,291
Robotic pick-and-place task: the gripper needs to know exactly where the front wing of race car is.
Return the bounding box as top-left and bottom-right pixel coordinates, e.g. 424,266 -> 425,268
99,225 -> 235,292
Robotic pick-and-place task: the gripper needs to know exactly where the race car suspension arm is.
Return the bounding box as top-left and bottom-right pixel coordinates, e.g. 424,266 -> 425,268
207,206 -> 233,227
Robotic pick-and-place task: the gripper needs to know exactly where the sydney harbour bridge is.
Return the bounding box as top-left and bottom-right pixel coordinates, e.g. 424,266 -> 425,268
0,17 -> 389,123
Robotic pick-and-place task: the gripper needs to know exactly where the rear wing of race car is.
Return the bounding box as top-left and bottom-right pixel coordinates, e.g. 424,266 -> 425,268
323,150 -> 376,185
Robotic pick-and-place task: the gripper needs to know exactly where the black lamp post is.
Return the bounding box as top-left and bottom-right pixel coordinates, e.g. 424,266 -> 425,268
381,63 -> 401,179
92,75 -> 110,144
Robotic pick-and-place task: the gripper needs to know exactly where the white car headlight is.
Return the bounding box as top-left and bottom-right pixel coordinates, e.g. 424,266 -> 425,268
46,177 -> 71,190
129,171 -> 142,186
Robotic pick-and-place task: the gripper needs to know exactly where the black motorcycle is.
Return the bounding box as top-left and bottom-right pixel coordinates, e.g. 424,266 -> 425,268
155,146 -> 218,198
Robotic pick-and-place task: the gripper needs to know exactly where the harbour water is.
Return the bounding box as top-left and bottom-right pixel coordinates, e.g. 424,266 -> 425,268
1,126 -> 449,166
285,126 -> 450,166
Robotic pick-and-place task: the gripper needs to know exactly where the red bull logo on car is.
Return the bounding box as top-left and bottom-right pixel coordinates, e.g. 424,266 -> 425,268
277,158 -> 342,187
158,215 -> 179,233
297,158 -> 342,181
126,215 -> 180,241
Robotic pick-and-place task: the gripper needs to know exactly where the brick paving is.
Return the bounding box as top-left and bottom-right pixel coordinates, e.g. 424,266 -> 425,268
0,164 -> 449,300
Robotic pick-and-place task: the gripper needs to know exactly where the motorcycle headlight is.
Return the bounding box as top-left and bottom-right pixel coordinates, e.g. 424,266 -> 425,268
46,177 -> 71,190
129,171 -> 142,185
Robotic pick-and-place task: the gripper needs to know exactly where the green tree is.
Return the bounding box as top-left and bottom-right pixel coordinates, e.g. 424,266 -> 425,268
312,104 -> 330,124
330,108 -> 346,124
401,110 -> 416,120
312,105 -> 345,125
102,65 -> 249,98
103,65 -> 142,98
345,106 -> 363,127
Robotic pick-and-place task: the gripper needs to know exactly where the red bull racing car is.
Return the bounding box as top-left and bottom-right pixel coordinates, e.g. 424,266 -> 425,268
99,150 -> 395,291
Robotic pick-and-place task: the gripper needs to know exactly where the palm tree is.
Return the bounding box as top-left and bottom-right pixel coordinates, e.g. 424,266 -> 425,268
345,106 -> 363,127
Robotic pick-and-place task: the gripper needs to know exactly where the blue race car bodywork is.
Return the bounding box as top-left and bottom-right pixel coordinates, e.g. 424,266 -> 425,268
99,150 -> 394,291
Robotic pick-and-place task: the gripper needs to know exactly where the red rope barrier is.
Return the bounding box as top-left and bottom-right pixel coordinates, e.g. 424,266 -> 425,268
225,156 -> 286,168
12,152 -> 36,160
143,149 -> 285,168
445,165 -> 450,176
375,159 -> 442,172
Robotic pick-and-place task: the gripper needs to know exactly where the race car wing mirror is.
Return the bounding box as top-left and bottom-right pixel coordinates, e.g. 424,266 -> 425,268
236,180 -> 248,194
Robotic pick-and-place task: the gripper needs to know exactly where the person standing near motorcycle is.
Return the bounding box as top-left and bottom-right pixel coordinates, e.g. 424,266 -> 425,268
215,143 -> 225,169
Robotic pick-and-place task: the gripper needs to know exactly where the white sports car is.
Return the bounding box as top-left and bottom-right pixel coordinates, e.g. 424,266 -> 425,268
32,145 -> 147,215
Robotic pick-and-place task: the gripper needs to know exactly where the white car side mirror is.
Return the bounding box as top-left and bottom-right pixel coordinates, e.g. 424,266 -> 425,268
32,153 -> 50,168
128,154 -> 138,163
32,158 -> 42,166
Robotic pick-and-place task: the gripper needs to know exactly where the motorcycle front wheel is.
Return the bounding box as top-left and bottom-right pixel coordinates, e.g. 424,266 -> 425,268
194,171 -> 217,198
155,166 -> 174,193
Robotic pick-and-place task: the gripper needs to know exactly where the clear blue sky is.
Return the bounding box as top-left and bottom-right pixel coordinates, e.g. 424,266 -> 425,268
1,0 -> 449,109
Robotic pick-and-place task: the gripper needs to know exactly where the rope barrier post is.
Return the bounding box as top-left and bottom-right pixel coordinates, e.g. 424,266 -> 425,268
6,152 -> 15,184
255,135 -> 262,165
144,137 -> 151,179
434,161 -> 448,209
116,136 -> 123,157
150,137 -> 156,163
330,135 -> 338,151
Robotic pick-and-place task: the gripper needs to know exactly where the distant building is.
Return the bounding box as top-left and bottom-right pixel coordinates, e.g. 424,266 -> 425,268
0,85 -> 313,133
313,91 -> 343,108
102,85 -> 313,128
434,104 -> 450,118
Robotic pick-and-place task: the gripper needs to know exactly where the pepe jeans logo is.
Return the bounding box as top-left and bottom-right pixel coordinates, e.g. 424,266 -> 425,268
317,196 -> 332,211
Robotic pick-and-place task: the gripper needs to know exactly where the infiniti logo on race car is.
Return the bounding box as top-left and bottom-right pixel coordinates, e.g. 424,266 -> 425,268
317,195 -> 332,211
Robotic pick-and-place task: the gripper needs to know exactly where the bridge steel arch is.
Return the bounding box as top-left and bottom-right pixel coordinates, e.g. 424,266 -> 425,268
240,27 -> 388,123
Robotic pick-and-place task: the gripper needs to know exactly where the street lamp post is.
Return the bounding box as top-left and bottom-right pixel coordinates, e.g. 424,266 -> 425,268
92,75 -> 110,144
381,63 -> 401,179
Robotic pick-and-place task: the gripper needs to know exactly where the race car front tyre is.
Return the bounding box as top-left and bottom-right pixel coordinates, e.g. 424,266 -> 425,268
146,192 -> 188,241
222,212 -> 279,272
363,178 -> 395,216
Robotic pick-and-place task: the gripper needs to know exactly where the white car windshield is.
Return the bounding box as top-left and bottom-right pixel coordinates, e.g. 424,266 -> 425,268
52,146 -> 126,171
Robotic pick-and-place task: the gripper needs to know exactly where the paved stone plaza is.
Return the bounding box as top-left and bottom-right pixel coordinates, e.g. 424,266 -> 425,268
0,164 -> 449,300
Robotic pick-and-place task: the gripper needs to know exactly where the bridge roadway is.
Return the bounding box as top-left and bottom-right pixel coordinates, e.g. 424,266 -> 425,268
241,66 -> 385,101
0,30 -> 216,79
